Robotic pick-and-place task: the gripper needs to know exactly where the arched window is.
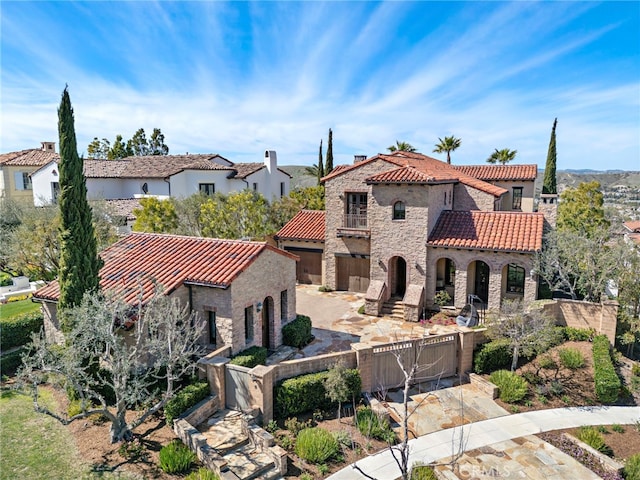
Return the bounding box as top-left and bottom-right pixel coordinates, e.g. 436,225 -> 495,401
507,264 -> 525,294
393,201 -> 405,220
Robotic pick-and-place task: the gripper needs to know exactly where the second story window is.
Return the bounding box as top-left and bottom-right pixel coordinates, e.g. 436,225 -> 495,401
512,187 -> 523,210
14,172 -> 32,190
199,183 -> 215,195
345,193 -> 367,228
393,201 -> 405,220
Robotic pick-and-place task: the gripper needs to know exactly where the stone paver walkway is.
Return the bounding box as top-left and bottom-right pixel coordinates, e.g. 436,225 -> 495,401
328,406 -> 640,479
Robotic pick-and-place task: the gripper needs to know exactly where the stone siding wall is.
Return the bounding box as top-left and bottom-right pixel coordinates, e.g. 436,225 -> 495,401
452,183 -> 497,211
543,299 -> 618,344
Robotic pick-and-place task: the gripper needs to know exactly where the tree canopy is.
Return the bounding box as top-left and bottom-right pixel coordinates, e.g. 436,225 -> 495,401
557,181 -> 609,237
132,197 -> 179,233
387,140 -> 417,153
86,128 -> 169,159
56,87 -> 103,324
486,148 -> 517,164
433,136 -> 461,164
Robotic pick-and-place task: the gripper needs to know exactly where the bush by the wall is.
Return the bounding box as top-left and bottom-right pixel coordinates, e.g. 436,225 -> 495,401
274,368 -> 361,418
158,440 -> 196,474
229,346 -> 267,368
473,339 -> 512,374
355,407 -> 396,443
0,272 -> 13,287
0,348 -> 24,376
489,370 -> 528,403
576,426 -> 613,456
624,453 -> 640,480
164,381 -> 209,426
0,311 -> 43,350
295,427 -> 339,463
558,347 -> 585,370
282,315 -> 312,349
592,335 -> 621,403
563,326 -> 596,342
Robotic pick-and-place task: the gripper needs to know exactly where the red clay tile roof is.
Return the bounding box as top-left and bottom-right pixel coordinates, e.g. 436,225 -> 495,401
228,162 -> 265,178
0,149 -> 59,167
366,165 -> 456,184
427,211 -> 544,253
624,221 -> 640,233
105,198 -> 142,220
84,160 -> 130,177
453,164 -> 538,181
322,152 -> 507,198
275,210 -> 325,241
33,233 -> 298,306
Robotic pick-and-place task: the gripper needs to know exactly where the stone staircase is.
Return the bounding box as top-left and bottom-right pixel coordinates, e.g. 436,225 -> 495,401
381,296 -> 405,319
197,410 -> 284,480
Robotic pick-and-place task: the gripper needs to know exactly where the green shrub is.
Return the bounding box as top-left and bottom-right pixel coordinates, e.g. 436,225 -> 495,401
538,355 -> 558,371
473,339 -> 512,374
284,417 -> 313,436
632,363 -> 640,377
275,369 -> 360,418
158,440 -> 196,473
357,304 -> 365,315
625,453 -> 640,480
7,294 -> 30,303
164,381 -> 209,426
563,326 -> 596,342
0,272 -> 13,287
282,315 -> 312,349
185,468 -> 220,480
355,407 -> 396,443
592,335 -> 621,403
612,424 -> 625,433
576,426 -> 613,456
411,464 -> 437,480
0,348 -> 24,376
295,428 -> 339,463
229,346 -> 267,368
558,348 -> 585,370
0,311 -> 44,350
489,370 -> 528,403
318,286 -> 332,292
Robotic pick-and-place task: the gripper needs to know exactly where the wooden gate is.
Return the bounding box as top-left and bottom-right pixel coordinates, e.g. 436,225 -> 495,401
225,364 -> 254,412
371,334 -> 458,392
336,256 -> 370,292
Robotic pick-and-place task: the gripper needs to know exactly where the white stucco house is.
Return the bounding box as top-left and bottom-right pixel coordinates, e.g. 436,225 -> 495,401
30,150 -> 290,206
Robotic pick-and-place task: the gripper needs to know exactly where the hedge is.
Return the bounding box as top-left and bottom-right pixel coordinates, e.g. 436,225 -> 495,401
282,315 -> 312,349
1,311 -> 44,350
592,335 -> 621,403
164,381 -> 210,425
274,368 -> 361,418
473,339 -> 512,374
0,348 -> 25,376
229,346 -> 267,368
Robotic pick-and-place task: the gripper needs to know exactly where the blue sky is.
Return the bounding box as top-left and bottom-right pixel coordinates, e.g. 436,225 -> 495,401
1,1 -> 639,170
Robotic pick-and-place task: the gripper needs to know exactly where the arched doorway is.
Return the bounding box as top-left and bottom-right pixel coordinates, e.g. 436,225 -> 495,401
435,258 -> 456,304
262,296 -> 273,349
470,260 -> 490,304
390,256 -> 407,297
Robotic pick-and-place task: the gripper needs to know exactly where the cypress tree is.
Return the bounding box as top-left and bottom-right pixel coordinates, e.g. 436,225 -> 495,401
317,139 -> 324,184
57,87 -> 103,329
542,118 -> 558,194
326,128 -> 334,174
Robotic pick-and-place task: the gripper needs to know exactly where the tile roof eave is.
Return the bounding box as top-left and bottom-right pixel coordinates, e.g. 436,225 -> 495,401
183,280 -> 229,289
366,179 -> 457,186
427,243 -> 540,254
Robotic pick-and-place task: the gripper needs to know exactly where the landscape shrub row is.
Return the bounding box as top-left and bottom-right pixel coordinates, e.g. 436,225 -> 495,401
229,346 -> 267,368
274,369 -> 361,418
592,335 -> 621,403
473,339 -> 511,374
0,311 -> 43,350
0,348 -> 24,376
282,315 -> 313,348
164,381 -> 210,426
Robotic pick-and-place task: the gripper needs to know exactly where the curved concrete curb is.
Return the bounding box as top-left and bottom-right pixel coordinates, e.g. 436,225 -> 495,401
328,406 -> 640,479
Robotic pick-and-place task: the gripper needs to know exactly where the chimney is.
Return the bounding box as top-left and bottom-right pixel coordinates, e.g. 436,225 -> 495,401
538,193 -> 559,232
41,141 -> 56,152
354,155 -> 367,164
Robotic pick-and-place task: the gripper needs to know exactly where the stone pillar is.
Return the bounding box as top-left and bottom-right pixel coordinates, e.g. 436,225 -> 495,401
487,270 -> 502,311
523,274 -> 537,305
351,343 -> 374,393
198,356 -> 229,402
457,329 -> 476,380
599,301 -> 619,345
251,365 -> 276,424
454,268 -> 468,309
539,193 -> 559,231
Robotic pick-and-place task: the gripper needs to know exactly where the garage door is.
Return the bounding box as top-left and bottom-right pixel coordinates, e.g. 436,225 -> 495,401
336,256 -> 370,292
284,247 -> 322,285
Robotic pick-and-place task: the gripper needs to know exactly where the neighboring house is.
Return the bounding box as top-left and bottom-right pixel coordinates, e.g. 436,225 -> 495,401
275,209 -> 325,284
276,152 -> 550,319
623,220 -> 640,247
30,150 -> 291,206
0,142 -> 58,202
32,233 -> 298,354
103,198 -> 142,235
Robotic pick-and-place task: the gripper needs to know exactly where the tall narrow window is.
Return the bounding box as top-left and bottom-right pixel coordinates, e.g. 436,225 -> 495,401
507,264 -> 525,294
346,193 -> 367,228
199,183 -> 215,195
512,187 -> 523,210
253,182 -> 258,191
14,172 -> 31,190
280,182 -> 285,197
51,182 -> 60,203
244,306 -> 254,341
393,201 -> 405,220
208,311 -> 217,345
280,290 -> 288,321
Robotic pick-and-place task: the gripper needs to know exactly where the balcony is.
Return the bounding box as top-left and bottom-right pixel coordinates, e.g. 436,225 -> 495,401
337,214 -> 370,239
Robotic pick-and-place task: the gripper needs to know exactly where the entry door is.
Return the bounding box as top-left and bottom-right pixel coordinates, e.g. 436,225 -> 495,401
394,257 -> 406,297
474,261 -> 490,303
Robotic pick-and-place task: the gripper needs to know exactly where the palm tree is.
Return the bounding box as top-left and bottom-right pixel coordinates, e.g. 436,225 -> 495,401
433,136 -> 461,164
387,140 -> 417,152
487,148 -> 517,164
